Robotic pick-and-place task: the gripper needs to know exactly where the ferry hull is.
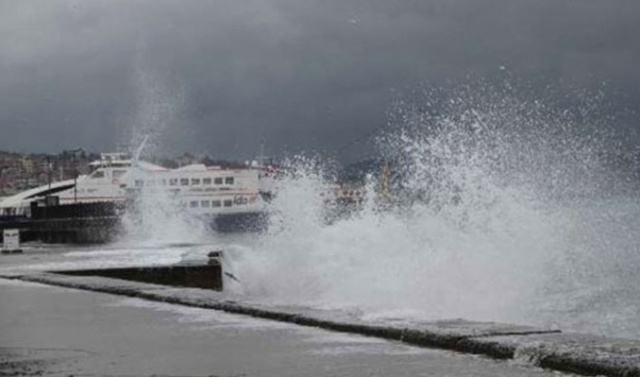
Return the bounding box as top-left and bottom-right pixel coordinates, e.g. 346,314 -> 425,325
209,212 -> 269,233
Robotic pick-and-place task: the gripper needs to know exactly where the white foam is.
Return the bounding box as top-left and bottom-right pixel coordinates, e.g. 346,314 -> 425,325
230,85 -> 639,335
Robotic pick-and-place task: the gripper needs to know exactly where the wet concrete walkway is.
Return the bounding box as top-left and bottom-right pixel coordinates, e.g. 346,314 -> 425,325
0,278 -> 565,377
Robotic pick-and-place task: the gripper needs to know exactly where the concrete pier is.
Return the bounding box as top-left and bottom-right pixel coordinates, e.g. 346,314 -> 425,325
2,247 -> 640,376
1,270 -> 638,376
0,278 -> 564,377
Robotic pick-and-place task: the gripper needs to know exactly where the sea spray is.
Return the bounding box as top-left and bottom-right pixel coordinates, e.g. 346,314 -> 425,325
234,159 -> 555,323
232,82 -> 640,331
229,156 -> 337,299
123,66 -> 188,155
115,69 -> 211,247
118,172 -> 210,246
536,197 -> 640,337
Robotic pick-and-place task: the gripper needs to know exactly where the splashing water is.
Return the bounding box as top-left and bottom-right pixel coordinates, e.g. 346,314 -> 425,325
116,69 -> 212,247
231,83 -> 640,338
118,174 -> 211,247
121,67 -> 188,154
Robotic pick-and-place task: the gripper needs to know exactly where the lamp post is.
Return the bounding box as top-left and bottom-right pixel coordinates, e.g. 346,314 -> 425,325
46,156 -> 52,191
73,153 -> 77,203
62,148 -> 84,203
0,165 -> 6,197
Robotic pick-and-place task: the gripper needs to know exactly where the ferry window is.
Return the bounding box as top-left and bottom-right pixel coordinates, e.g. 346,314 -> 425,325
214,177 -> 223,185
203,178 -> 212,185
225,177 -> 234,185
135,180 -> 144,187
113,170 -> 126,179
223,200 -> 233,207
191,178 -> 201,185
190,201 -> 198,208
180,178 -> 189,186
212,200 -> 221,207
91,171 -> 105,179
201,200 -> 210,208
161,179 -> 167,185
169,178 -> 178,186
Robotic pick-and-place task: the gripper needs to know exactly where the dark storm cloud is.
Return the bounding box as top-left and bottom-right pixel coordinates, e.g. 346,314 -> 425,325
1,0 -> 639,161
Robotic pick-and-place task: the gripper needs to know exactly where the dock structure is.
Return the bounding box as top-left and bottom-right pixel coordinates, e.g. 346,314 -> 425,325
1,199 -> 270,244
29,201 -> 121,244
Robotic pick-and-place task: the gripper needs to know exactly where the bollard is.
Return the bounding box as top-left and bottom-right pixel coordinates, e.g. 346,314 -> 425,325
207,250 -> 224,266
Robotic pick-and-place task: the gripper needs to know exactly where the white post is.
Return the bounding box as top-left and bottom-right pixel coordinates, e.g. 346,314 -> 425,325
2,229 -> 22,254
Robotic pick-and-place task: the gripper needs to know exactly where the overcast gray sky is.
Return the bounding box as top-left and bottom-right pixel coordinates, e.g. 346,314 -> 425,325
1,0 -> 639,161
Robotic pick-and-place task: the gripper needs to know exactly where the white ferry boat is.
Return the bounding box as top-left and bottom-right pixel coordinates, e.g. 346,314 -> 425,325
0,151 -> 277,231
122,155 -> 276,224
